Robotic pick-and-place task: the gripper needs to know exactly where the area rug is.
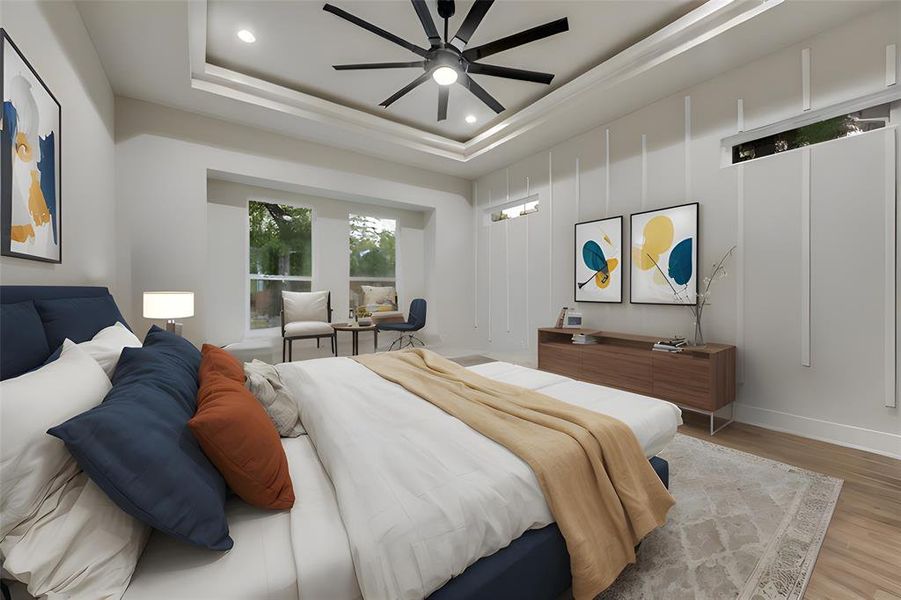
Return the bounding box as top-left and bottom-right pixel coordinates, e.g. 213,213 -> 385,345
598,434 -> 842,600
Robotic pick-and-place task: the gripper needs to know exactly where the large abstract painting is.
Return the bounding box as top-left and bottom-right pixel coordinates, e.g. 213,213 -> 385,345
1,30 -> 61,263
630,203 -> 698,305
574,216 -> 622,303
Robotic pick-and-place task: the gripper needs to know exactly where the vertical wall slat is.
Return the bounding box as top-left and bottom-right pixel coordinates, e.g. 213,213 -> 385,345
801,48 -> 811,110
884,129 -> 897,407
801,148 -> 811,367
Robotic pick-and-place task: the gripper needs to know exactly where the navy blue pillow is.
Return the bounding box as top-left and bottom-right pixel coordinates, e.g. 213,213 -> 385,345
1,300 -> 51,380
35,294 -> 129,350
49,326 -> 232,550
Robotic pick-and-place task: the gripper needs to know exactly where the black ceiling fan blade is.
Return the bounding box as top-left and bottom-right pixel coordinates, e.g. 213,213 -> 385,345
380,72 -> 432,108
467,63 -> 554,84
334,61 -> 426,70
462,17 -> 569,62
451,0 -> 493,48
323,3 -> 430,58
460,74 -> 504,113
411,0 -> 442,46
438,86 -> 449,121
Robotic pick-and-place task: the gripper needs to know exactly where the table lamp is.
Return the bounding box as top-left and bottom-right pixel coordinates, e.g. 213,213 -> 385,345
143,291 -> 194,336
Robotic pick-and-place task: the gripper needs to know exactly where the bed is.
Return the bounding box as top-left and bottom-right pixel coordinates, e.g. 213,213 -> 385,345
0,286 -> 681,600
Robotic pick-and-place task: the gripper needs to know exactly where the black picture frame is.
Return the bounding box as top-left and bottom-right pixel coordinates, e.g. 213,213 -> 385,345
574,215 -> 624,304
1,28 -> 62,264
629,202 -> 699,306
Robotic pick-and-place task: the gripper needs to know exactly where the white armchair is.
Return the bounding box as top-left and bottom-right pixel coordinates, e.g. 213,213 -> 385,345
281,290 -> 335,361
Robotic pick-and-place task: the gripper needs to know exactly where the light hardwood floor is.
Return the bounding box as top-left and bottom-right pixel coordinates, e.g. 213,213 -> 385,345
679,413 -> 901,600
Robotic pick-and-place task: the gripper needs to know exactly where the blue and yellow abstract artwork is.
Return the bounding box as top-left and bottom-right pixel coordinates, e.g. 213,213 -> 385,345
630,202 -> 698,304
575,216 -> 622,303
1,30 -> 61,263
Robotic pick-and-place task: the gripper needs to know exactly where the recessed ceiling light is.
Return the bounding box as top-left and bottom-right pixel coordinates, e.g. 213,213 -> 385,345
237,29 -> 256,44
465,115 -> 477,124
432,66 -> 458,86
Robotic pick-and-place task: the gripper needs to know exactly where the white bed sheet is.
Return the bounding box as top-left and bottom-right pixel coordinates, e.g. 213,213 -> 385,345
121,436 -> 360,600
101,359 -> 680,600
466,362 -> 682,457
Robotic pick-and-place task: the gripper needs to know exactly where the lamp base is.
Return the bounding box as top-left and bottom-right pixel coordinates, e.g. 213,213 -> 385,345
165,320 -> 183,336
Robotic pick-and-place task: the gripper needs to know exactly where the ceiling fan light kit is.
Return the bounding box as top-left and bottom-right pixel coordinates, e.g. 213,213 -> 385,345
324,0 -> 568,122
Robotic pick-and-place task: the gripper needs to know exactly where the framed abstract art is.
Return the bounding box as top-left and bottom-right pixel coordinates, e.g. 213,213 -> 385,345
630,202 -> 698,305
1,29 -> 62,263
574,216 -> 623,303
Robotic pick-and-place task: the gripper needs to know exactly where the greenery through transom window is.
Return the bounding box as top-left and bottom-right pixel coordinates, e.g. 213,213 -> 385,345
732,103 -> 890,164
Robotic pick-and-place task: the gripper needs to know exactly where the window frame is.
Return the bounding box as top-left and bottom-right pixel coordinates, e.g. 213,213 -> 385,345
245,198 -> 316,335
721,88 -> 900,167
348,214 -> 399,313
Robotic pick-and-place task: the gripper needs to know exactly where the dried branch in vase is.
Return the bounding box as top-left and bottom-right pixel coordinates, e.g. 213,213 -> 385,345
647,245 -> 736,346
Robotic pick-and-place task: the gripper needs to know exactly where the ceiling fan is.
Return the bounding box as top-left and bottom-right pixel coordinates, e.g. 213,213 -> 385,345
323,0 -> 569,122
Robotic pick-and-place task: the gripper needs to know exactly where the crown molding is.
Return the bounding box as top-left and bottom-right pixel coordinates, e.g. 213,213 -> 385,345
187,0 -> 784,164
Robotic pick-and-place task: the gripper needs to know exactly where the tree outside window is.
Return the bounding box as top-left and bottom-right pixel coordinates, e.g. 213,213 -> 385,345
349,215 -> 396,312
249,201 -> 312,329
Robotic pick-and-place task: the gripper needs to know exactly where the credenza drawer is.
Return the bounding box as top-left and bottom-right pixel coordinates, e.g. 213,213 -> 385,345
581,345 -> 652,395
651,353 -> 713,410
538,343 -> 582,378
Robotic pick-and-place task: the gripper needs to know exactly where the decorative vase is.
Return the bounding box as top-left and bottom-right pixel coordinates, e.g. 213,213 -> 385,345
693,320 -> 705,347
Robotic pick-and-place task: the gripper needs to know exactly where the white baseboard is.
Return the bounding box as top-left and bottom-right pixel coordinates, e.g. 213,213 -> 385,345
734,404 -> 901,460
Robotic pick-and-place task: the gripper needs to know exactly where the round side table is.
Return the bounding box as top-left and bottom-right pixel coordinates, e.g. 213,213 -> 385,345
331,323 -> 378,356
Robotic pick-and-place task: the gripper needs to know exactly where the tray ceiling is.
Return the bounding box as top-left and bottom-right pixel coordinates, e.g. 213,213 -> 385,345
76,0 -> 890,177
205,1 -> 704,141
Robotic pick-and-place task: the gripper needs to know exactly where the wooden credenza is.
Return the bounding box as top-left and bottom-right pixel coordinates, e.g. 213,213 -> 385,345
537,328 -> 735,413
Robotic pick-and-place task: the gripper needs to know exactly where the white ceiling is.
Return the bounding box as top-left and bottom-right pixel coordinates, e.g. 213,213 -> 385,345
205,0 -> 703,140
76,0 -> 890,178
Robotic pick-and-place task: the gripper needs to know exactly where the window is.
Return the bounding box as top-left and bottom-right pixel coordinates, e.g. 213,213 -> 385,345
248,201 -> 312,329
731,103 -> 890,164
490,198 -> 539,223
349,214 -> 396,313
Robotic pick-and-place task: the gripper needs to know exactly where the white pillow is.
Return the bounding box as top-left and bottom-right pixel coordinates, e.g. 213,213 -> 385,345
283,290 -> 329,323
0,339 -> 149,599
1,472 -> 149,599
0,340 -> 110,539
78,321 -> 142,378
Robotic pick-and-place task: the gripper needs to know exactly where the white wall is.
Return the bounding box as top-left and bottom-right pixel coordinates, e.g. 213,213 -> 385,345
115,98 -> 473,348
474,5 -> 901,457
0,1 -> 117,292
205,179 -> 427,347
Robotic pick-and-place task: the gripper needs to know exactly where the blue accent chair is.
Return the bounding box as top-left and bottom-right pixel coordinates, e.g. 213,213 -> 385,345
378,298 -> 427,351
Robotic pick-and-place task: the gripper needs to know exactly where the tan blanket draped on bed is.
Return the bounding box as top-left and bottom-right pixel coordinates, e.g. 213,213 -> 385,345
354,349 -> 674,600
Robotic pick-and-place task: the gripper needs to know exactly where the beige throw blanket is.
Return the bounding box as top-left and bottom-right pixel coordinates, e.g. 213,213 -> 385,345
354,349 -> 674,599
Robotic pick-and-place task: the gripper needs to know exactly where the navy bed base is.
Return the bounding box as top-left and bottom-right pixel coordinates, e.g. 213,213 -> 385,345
430,456 -> 669,600
1,286 -> 671,600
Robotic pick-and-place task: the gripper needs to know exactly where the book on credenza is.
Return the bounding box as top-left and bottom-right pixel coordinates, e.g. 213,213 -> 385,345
653,336 -> 687,353
555,307 -> 567,329
571,333 -> 598,345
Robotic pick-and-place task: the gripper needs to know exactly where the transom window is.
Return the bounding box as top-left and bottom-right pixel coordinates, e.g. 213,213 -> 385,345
248,200 -> 312,329
490,199 -> 539,223
731,103 -> 890,164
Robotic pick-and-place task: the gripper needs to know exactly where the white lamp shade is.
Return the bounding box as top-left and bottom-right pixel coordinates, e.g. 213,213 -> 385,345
143,292 -> 194,319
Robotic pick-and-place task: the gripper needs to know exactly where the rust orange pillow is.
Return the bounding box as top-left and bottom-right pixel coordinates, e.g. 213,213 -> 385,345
189,372 -> 294,510
199,344 -> 245,384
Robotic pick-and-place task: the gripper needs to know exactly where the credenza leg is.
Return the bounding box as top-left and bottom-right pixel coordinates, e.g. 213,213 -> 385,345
709,402 -> 735,435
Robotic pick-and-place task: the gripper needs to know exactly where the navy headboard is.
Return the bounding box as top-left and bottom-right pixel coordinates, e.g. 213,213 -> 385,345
0,285 -> 112,304
0,285 -> 131,380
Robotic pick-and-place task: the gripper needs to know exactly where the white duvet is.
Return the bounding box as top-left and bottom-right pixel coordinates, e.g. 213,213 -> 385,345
277,358 -> 681,600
